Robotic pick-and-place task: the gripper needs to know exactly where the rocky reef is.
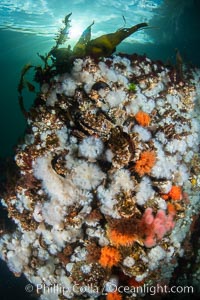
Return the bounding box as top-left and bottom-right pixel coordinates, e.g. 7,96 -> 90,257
1,14 -> 200,300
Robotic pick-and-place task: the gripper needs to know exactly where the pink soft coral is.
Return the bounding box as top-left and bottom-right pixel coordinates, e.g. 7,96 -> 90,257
140,208 -> 175,248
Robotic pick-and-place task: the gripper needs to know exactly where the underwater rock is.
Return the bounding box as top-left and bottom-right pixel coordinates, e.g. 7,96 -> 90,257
1,52 -> 200,299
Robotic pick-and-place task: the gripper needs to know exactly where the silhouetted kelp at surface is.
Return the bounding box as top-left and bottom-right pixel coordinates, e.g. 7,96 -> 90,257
50,13 -> 148,63
17,13 -> 148,118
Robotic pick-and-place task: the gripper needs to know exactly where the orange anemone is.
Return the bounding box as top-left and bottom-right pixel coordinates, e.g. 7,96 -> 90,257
99,246 -> 121,268
106,291 -> 122,300
162,185 -> 182,201
167,203 -> 176,216
107,228 -> 137,247
168,185 -> 182,201
161,194 -> 169,200
135,150 -> 156,176
135,111 -> 151,127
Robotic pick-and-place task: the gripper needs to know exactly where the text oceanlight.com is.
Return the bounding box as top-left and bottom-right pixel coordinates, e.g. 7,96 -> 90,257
32,283 -> 194,296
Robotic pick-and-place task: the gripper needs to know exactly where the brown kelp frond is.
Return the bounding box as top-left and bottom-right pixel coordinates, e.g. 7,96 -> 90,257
54,12 -> 72,48
73,20 -> 95,57
18,64 -> 34,94
85,22 -> 148,57
18,64 -> 34,118
49,12 -> 72,61
37,52 -> 51,70
50,15 -> 148,71
17,14 -> 149,117
35,13 -> 72,72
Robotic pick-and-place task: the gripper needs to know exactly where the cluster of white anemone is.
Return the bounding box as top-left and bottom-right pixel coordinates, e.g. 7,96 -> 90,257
0,55 -> 200,299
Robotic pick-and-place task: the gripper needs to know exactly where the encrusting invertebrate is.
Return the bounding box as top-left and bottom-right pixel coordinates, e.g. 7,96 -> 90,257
134,150 -> 156,176
135,111 -> 151,127
99,246 -> 121,268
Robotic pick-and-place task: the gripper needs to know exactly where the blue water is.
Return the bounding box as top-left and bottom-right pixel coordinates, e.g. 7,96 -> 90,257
0,1 -> 200,297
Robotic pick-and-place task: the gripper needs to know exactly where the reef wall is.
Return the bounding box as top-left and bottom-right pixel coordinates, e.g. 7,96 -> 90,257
0,51 -> 200,299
